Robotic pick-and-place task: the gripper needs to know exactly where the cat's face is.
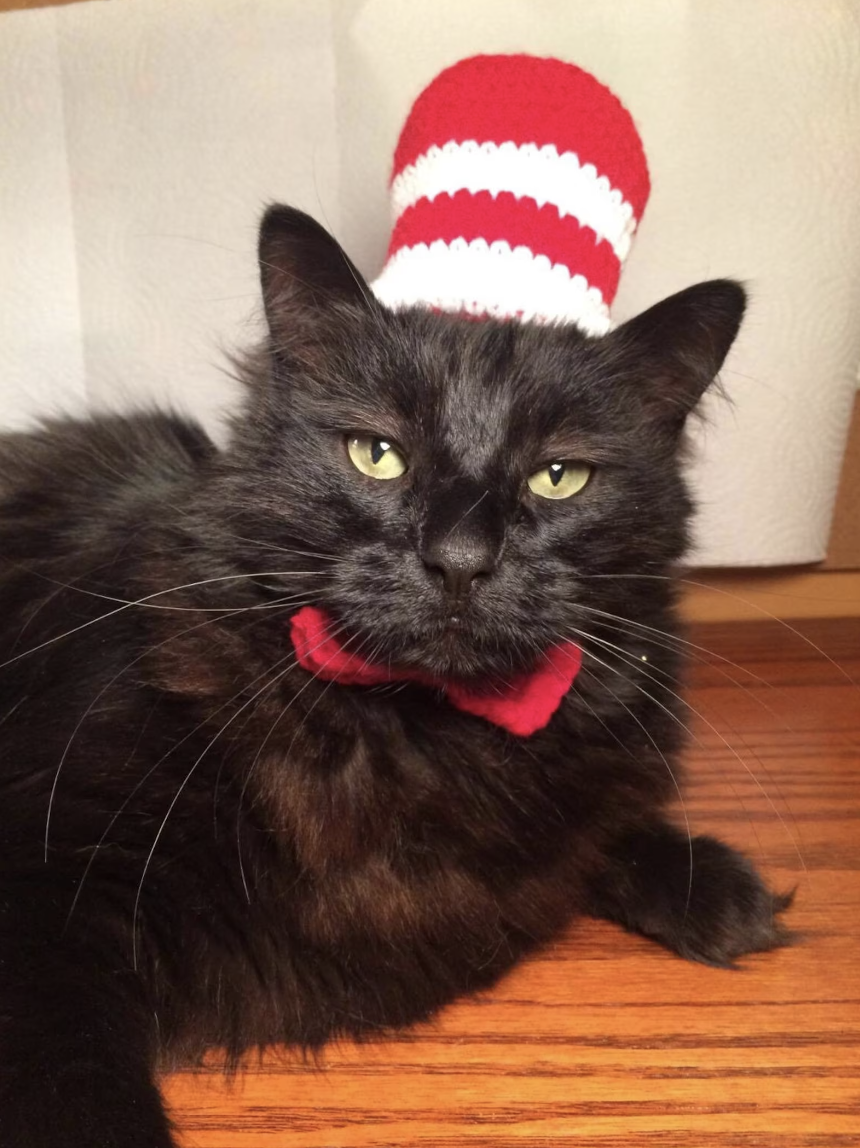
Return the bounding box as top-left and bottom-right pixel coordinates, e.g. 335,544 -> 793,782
224,207 -> 744,683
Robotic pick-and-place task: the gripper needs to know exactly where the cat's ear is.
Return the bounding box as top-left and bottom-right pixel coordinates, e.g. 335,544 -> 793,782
610,280 -> 746,430
258,204 -> 372,352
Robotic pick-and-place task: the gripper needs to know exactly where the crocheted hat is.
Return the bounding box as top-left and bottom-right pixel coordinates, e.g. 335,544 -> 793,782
371,54 -> 650,335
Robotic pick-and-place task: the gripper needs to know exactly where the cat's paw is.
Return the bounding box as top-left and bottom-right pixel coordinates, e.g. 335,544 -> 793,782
634,834 -> 795,967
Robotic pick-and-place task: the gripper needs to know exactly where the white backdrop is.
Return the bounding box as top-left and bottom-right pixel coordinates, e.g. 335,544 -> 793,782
2,0 -> 859,565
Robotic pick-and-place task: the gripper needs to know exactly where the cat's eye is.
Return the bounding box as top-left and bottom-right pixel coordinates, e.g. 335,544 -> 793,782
527,461 -> 592,500
346,434 -> 407,480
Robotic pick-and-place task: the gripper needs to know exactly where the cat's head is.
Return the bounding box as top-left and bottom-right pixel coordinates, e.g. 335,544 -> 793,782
222,206 -> 744,682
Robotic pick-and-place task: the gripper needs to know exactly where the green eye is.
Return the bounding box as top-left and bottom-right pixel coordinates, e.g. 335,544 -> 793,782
527,461 -> 592,500
346,434 -> 407,480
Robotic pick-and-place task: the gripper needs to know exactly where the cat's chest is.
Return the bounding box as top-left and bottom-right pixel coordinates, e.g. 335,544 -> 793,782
249,694 -> 581,949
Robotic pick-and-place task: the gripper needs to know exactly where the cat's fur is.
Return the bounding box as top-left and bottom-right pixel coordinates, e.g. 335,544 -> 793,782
0,206 -> 790,1146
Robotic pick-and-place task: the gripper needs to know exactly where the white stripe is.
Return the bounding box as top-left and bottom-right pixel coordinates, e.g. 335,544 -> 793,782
391,140 -> 638,262
371,238 -> 611,335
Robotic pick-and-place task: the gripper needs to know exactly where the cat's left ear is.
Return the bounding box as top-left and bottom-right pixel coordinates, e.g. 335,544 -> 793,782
609,279 -> 746,431
258,204 -> 373,352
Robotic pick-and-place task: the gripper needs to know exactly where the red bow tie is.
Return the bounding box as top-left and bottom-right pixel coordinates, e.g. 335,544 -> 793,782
289,606 -> 581,737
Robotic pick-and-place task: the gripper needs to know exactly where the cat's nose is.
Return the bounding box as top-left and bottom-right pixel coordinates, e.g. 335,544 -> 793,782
422,535 -> 497,599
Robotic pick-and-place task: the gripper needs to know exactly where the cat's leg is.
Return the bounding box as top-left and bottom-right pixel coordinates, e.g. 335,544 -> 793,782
587,821 -> 794,967
0,901 -> 176,1148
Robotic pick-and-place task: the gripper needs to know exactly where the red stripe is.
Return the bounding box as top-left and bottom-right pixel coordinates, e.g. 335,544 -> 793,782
387,190 -> 620,303
392,54 -> 650,220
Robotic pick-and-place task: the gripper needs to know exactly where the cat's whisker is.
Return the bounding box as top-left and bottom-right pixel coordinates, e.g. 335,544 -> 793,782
575,601 -> 732,667
257,254 -> 364,309
86,587 -> 319,614
575,656 -> 695,917
569,627 -> 698,745
0,570 -> 335,671
0,697 -> 25,731
577,572 -> 859,691
572,601 -> 835,860
65,584 -> 328,614
250,620 -> 365,782
337,249 -> 380,314
1,520 -> 293,652
574,599 -> 848,747
569,625 -> 806,878
280,629 -> 381,776
14,556 -> 335,613
234,620 -> 359,903
574,680 -> 641,765
47,599 -> 300,862
62,602 -> 303,922
207,610 -> 351,857
577,604 -> 836,788
129,617 -> 348,967
231,538 -> 344,564
441,490 -> 490,542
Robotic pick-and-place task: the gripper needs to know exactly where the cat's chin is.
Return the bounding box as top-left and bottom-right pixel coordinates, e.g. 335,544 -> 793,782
316,602 -> 549,684
387,623 -> 542,685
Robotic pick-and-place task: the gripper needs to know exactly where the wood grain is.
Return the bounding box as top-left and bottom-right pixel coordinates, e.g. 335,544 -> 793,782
0,0 -> 97,11
825,393 -> 860,569
679,570 -> 860,623
163,619 -> 860,1147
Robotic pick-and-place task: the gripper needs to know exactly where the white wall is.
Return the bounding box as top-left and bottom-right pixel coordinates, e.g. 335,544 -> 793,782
2,0 -> 859,565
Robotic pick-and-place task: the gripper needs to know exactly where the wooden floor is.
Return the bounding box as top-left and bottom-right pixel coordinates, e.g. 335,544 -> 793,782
164,619 -> 860,1147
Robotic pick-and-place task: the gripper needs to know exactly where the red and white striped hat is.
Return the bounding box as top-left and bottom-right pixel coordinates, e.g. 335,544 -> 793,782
371,54 -> 650,335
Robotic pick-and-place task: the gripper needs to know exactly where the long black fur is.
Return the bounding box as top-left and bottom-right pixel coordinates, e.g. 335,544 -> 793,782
0,206 -> 790,1146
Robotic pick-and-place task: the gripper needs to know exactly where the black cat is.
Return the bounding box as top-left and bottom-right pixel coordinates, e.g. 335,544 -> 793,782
0,206 -> 790,1147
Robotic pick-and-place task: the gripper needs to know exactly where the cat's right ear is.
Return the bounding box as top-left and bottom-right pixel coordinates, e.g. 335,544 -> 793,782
258,204 -> 373,353
608,279 -> 746,432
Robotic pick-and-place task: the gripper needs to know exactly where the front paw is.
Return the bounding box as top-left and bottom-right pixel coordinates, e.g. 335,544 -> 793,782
592,825 -> 795,967
633,834 -> 794,967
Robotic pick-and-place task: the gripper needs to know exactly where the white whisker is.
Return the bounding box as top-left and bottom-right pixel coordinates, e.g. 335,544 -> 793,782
575,652 -> 694,917
234,621 -> 364,902
62,604 -> 301,924
578,572 -> 860,689
571,625 -> 808,880
0,570 -> 330,672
